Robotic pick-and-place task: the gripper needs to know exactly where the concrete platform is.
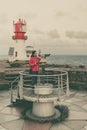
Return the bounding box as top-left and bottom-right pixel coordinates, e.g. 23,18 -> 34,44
0,90 -> 87,130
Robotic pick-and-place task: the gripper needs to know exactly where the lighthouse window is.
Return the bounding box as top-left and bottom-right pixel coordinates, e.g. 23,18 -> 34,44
26,50 -> 33,53
21,25 -> 26,32
15,51 -> 18,57
27,55 -> 29,57
8,47 -> 14,56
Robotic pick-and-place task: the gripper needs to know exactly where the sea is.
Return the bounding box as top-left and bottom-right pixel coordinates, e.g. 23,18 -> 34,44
47,55 -> 87,66
0,55 -> 87,66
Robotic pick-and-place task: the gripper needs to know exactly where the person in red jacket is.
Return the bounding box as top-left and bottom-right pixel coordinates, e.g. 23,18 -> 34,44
29,51 -> 41,86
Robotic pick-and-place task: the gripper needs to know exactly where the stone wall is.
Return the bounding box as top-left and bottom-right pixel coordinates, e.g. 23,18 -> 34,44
68,71 -> 87,90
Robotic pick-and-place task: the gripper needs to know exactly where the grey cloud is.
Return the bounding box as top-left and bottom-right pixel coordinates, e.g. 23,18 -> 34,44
47,29 -> 60,39
32,29 -> 45,35
66,31 -> 87,39
31,29 -> 60,39
17,12 -> 37,19
55,11 -> 78,21
55,11 -> 65,18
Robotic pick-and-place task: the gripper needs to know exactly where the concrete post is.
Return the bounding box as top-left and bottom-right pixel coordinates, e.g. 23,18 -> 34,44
32,102 -> 55,117
33,85 -> 55,117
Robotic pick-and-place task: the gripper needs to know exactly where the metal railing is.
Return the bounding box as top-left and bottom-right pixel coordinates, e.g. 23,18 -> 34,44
10,76 -> 20,103
10,69 -> 70,103
18,69 -> 70,101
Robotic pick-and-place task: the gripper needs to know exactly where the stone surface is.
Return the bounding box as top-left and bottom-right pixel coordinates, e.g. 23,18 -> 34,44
23,121 -> 52,130
75,92 -> 87,97
73,101 -> 87,106
0,113 -> 19,123
0,90 -> 87,130
1,106 -> 24,116
80,129 -> 86,130
64,121 -> 87,130
1,119 -> 24,130
82,104 -> 87,111
69,105 -> 86,112
84,126 -> 87,130
50,123 -> 72,130
67,111 -> 87,120
66,97 -> 84,103
0,125 -> 6,130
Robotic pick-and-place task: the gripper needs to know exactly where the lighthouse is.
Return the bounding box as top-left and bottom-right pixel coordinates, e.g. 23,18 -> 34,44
8,18 -> 29,62
12,18 -> 28,61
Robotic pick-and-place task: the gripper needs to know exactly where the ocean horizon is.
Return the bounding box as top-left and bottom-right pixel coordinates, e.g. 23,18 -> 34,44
1,54 -> 87,66
47,55 -> 87,65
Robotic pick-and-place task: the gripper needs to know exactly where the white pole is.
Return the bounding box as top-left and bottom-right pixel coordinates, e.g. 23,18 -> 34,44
19,73 -> 23,99
66,73 -> 70,97
61,73 -> 63,94
58,76 -> 61,101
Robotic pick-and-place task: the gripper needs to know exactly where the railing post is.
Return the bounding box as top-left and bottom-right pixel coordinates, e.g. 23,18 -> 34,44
61,73 -> 63,94
10,76 -> 19,103
37,71 -> 40,85
58,76 -> 61,101
19,73 -> 23,99
66,73 -> 70,97
10,83 -> 13,103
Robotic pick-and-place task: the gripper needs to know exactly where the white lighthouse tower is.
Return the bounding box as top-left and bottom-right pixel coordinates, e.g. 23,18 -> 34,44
8,18 -> 28,62
12,18 -> 28,61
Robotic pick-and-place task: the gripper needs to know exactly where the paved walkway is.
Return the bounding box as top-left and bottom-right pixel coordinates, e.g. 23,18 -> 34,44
0,90 -> 87,130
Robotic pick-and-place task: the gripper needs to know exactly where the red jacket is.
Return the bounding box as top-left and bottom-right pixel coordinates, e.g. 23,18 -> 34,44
29,57 -> 41,72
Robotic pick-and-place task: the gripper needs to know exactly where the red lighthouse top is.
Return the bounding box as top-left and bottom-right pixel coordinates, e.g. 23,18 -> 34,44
12,18 -> 28,40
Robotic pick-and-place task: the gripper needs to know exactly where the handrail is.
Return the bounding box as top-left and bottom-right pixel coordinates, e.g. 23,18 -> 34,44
10,76 -> 20,103
19,71 -> 68,77
10,69 -> 70,103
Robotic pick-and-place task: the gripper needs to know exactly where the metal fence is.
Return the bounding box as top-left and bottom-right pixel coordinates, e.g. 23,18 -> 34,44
17,69 -> 70,102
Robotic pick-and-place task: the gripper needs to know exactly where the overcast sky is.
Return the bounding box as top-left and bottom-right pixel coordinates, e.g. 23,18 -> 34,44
0,0 -> 87,55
